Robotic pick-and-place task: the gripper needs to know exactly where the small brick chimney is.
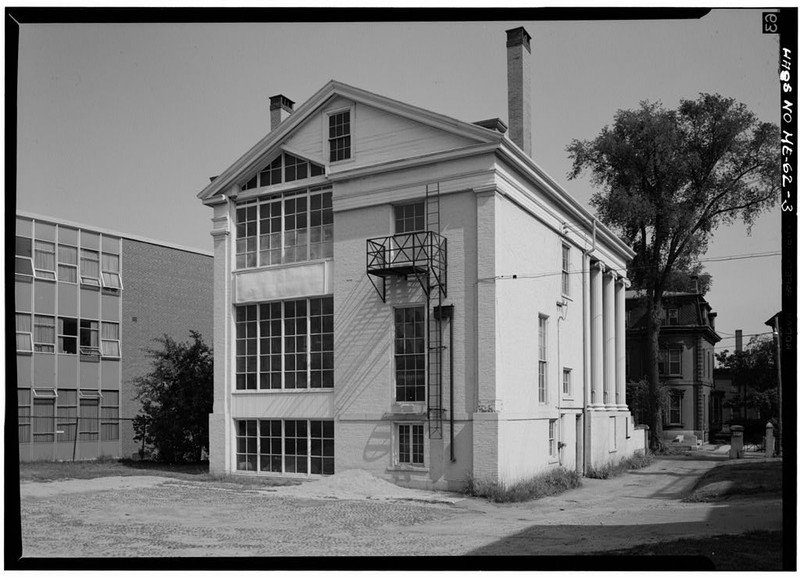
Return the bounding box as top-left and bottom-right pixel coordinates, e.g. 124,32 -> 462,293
269,94 -> 295,132
506,26 -> 532,156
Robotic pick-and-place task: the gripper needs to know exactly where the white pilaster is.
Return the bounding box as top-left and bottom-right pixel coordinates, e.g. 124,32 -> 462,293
615,277 -> 629,410
590,261 -> 604,408
603,269 -> 616,408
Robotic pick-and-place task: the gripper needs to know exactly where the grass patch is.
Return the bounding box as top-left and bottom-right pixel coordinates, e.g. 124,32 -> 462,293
464,467 -> 581,503
18,458 -> 299,489
585,450 -> 654,479
603,530 -> 784,570
684,460 -> 782,502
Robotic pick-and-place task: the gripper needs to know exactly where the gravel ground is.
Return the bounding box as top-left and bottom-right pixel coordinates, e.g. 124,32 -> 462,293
17,457 -> 783,559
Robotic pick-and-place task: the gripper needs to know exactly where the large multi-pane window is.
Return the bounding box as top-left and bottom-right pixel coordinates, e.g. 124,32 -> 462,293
33,315 -> 56,353
394,307 -> 425,402
101,391 -> 120,440
548,419 -> 557,458
57,389 -> 78,442
561,244 -> 570,297
32,392 -> 56,443
236,419 -> 334,475
57,244 -> 78,283
235,186 -> 332,270
34,240 -> 56,280
328,110 -> 351,162
235,297 -> 333,391
538,315 -> 548,403
239,153 -> 325,192
397,423 -> 424,465
79,392 -> 100,440
16,313 -> 32,352
395,202 -> 425,234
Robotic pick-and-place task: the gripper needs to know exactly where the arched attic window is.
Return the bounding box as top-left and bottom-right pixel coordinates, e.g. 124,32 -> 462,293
240,153 -> 325,191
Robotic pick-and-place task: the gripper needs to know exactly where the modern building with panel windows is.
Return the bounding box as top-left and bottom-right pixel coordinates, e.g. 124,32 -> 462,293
198,28 -> 645,489
14,212 -> 213,461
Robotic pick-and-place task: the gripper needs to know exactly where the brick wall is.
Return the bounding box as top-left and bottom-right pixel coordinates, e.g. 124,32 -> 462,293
120,239 -> 213,458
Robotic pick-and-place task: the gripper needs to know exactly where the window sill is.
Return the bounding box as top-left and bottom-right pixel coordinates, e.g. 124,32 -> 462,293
15,274 -> 33,282
560,294 -> 573,302
232,388 -> 334,394
16,351 -> 33,356
609,450 -> 617,454
388,465 -> 428,473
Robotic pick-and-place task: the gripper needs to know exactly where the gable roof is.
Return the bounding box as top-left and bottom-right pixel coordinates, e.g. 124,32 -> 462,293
196,80 -> 503,202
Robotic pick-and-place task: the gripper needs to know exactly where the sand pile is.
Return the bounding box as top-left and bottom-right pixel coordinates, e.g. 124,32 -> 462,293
266,469 -> 461,503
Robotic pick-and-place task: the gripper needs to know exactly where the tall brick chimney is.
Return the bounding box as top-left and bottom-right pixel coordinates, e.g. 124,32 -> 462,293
506,26 -> 532,156
270,94 -> 294,132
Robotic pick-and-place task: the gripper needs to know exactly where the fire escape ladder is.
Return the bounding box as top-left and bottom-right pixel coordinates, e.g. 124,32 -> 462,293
426,183 -> 444,439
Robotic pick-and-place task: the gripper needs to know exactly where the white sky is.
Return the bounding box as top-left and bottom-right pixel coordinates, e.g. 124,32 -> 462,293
14,9 -> 786,346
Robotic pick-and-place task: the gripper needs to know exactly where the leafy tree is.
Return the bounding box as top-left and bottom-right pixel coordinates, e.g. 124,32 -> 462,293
133,331 -> 213,463
716,336 -> 778,423
568,94 -> 779,447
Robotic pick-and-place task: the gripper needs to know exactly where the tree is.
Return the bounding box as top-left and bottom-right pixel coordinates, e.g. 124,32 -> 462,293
716,336 -> 778,423
568,94 -> 779,447
133,331 -> 213,463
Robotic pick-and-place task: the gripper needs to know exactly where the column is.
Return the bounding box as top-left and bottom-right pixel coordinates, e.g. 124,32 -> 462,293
582,253 -> 592,409
603,270 -> 616,408
590,261 -> 604,407
615,277 -> 628,410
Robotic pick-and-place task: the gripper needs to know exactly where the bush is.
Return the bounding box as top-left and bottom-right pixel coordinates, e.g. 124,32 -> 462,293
464,467 -> 581,503
585,450 -> 654,479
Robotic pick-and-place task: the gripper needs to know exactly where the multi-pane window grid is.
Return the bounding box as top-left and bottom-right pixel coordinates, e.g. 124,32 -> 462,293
328,111 -> 351,162
240,153 -> 325,192
398,424 -> 424,465
15,236 -> 34,277
16,313 -> 32,352
394,307 -> 426,402
562,368 -> 572,396
236,419 -> 334,475
538,315 -> 548,403
395,202 -> 426,234
80,249 -> 101,286
235,187 -> 333,270
548,420 -> 557,457
669,393 -> 682,424
34,315 -> 56,352
34,240 -> 56,280
236,297 -> 333,391
658,348 -> 682,376
561,245 -> 570,296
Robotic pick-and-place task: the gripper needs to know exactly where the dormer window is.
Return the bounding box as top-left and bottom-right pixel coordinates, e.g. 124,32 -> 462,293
240,153 -> 325,192
328,110 -> 351,162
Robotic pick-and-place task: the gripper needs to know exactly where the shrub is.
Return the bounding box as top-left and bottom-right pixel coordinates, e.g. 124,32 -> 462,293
464,467 -> 581,503
585,450 -> 654,479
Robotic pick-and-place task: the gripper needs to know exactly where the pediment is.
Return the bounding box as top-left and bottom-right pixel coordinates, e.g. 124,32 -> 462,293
198,81 -> 504,202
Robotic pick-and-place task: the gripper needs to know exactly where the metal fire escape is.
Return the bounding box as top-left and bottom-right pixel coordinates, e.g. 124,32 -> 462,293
366,184 -> 448,438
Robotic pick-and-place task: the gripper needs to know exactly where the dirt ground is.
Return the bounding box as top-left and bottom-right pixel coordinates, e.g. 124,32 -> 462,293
15,454 -> 783,559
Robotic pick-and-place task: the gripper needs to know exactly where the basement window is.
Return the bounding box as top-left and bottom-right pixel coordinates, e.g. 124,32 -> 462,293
397,423 -> 424,466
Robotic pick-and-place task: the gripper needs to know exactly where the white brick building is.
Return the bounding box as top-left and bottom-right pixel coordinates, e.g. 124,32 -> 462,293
197,27 -> 645,489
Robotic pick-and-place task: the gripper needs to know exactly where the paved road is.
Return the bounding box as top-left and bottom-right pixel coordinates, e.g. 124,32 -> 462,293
18,455 -> 782,558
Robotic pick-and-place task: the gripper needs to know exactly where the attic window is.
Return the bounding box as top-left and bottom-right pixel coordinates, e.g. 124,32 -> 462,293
328,110 -> 351,162
240,153 -> 325,191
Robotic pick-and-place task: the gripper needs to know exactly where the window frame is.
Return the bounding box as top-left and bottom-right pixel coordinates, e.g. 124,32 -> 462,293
57,243 -> 79,284
561,244 -> 571,297
79,319 -> 101,358
538,314 -> 548,403
393,305 -> 427,403
667,308 -> 679,326
668,391 -> 683,425
33,239 -> 57,280
327,107 -> 353,163
548,419 -> 557,459
33,315 -> 56,353
562,368 -> 572,397
235,418 -> 334,475
15,236 -> 34,278
79,248 -> 101,287
234,185 -> 333,270
396,423 -> 425,467
101,252 -> 123,291
16,312 -> 33,353
101,322 -> 121,358
239,152 -> 326,192
658,347 -> 683,376
394,201 -> 426,235
58,317 -> 79,354
234,297 -> 334,391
